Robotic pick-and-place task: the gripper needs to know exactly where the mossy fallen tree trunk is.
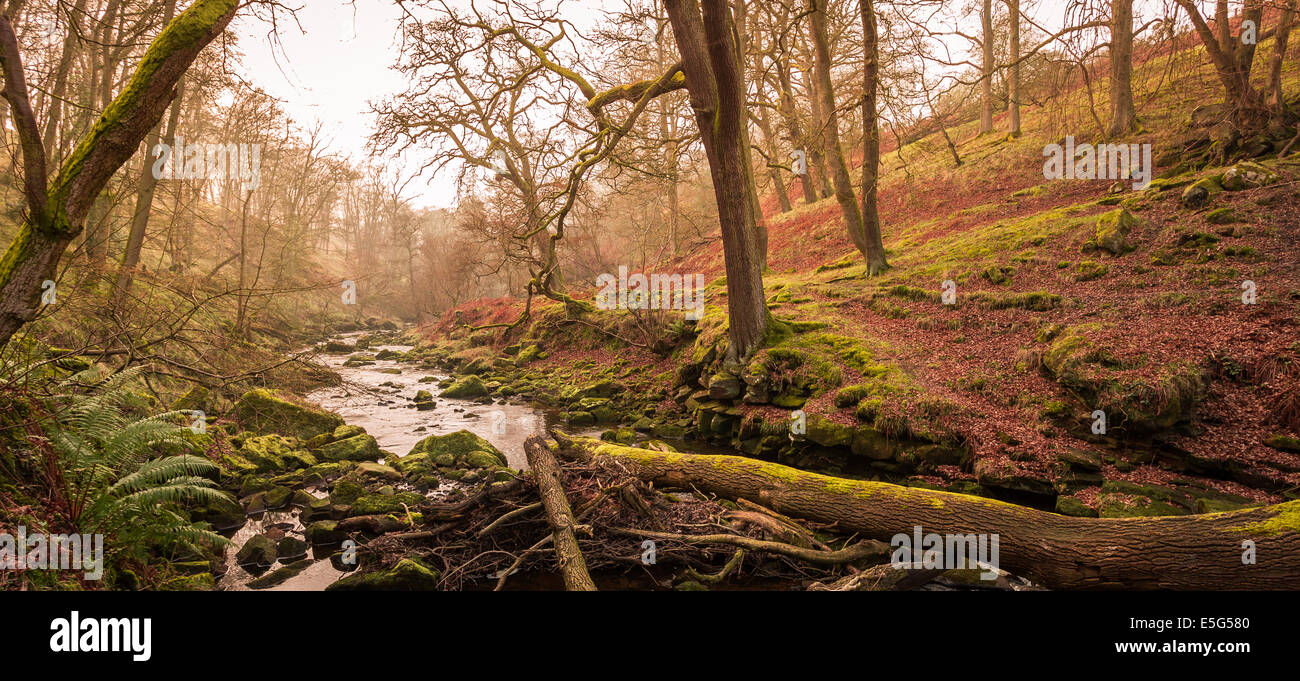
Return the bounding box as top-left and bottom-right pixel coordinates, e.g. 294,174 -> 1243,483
553,432 -> 1300,590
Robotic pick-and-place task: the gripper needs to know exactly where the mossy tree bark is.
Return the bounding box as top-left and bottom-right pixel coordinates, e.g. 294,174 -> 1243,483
554,434 -> 1300,590
0,0 -> 239,351
1006,0 -> 1022,137
665,0 -> 771,361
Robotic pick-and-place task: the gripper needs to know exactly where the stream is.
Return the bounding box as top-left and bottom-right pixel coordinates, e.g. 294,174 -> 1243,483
217,333 -> 600,591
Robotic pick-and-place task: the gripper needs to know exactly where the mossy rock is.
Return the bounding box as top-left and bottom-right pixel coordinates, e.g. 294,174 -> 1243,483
601,428 -> 638,445
171,386 -> 212,412
330,480 -> 366,505
1054,496 -> 1098,517
1221,161 -> 1280,191
651,423 -> 686,438
462,450 -> 504,469
564,411 -> 596,426
276,537 -> 310,561
349,492 -> 425,516
390,452 -> 432,477
408,430 -> 506,465
235,535 -> 277,568
332,424 -> 365,441
302,462 -> 349,482
305,520 -> 343,545
1205,207 -> 1237,225
804,414 -> 852,448
1074,260 -> 1109,281
247,559 -> 313,589
516,344 -> 542,364
195,499 -> 246,531
1085,208 -> 1138,255
440,375 -> 488,399
233,389 -> 344,441
350,462 -> 401,481
239,434 -> 317,472
326,557 -> 440,591
316,434 -> 382,463
1180,177 -> 1221,208
1042,325 -> 1203,433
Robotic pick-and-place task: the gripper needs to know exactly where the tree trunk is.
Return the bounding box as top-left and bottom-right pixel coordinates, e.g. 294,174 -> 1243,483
524,436 -> 596,591
553,434 -> 1300,590
859,0 -> 888,275
665,0 -> 770,361
810,0 -> 885,272
1007,0 -> 1021,137
1267,1 -> 1297,109
979,0 -> 994,134
40,0 -> 92,166
0,0 -> 241,351
1106,0 -> 1137,137
775,57 -> 820,205
801,65 -> 835,199
115,0 -> 181,302
1175,0 -> 1272,127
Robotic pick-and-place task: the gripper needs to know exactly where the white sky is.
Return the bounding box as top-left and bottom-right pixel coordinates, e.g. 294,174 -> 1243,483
231,0 -> 1171,210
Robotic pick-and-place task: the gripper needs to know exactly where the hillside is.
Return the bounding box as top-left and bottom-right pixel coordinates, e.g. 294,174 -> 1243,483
423,26 -> 1300,520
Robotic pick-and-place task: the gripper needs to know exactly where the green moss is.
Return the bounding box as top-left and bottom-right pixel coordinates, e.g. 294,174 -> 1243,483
316,434 -> 382,463
440,375 -> 488,399
408,430 -> 505,464
1264,434 -> 1300,453
1085,208 -> 1138,255
1228,501 -> 1300,537
327,557 -> 440,591
233,389 -> 343,441
1074,260 -> 1109,281
238,434 -> 317,472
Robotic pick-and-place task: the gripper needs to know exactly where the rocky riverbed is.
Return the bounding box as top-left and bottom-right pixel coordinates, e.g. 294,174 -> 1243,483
210,331 -> 607,591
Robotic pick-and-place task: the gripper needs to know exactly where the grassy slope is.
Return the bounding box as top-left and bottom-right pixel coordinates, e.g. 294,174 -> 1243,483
435,32 -> 1300,513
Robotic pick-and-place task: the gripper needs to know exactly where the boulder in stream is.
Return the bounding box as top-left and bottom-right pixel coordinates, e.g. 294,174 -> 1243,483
234,389 -> 344,441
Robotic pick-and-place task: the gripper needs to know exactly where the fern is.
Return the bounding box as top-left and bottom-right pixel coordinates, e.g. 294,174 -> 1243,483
37,367 -> 234,571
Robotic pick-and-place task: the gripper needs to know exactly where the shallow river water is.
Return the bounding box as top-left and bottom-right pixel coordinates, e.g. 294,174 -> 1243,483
217,336 -> 600,591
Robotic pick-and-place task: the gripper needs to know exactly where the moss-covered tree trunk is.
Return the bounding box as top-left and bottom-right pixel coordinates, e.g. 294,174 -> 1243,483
665,0 -> 770,361
554,434 -> 1300,590
0,0 -> 239,351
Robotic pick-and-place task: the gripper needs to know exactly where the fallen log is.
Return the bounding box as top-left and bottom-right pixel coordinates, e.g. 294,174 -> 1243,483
524,435 -> 597,591
552,432 -> 1300,590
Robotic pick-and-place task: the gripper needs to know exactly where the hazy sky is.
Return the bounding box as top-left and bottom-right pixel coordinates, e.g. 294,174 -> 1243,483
234,1 -> 442,204
230,0 -> 1160,210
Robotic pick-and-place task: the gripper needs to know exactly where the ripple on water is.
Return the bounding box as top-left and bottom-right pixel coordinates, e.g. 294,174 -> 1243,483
305,344 -> 594,468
